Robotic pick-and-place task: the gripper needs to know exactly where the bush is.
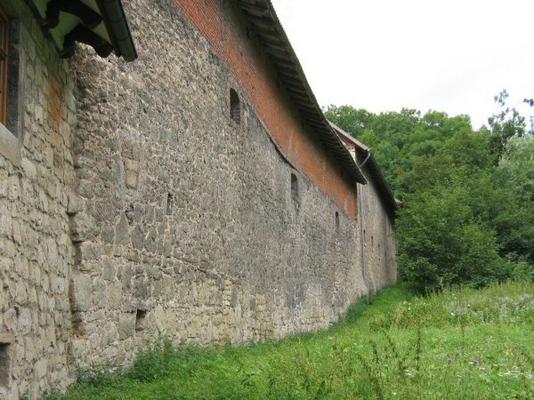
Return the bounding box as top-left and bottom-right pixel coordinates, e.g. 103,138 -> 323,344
368,281 -> 534,330
505,258 -> 534,283
125,339 -> 174,382
397,187 -> 505,293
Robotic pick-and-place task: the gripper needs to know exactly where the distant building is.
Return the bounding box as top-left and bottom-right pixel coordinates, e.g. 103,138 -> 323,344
0,1 -> 396,398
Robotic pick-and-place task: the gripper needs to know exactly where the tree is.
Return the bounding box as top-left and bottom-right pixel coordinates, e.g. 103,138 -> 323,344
324,103 -> 533,291
397,186 -> 503,293
492,137 -> 534,264
487,90 -> 530,158
324,105 -> 373,138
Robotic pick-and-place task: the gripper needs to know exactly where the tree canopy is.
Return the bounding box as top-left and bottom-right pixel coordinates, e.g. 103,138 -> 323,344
326,98 -> 533,292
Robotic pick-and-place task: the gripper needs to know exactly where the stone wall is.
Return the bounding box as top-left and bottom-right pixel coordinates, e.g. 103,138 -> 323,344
69,0 -> 367,369
0,1 -> 77,398
175,0 -> 358,217
357,173 -> 398,294
335,127 -> 398,294
0,0 -> 397,398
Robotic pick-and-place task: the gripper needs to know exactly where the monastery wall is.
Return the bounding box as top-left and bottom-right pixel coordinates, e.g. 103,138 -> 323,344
0,1 -> 397,398
357,175 -> 398,294
69,0 -> 367,370
0,1 -> 77,398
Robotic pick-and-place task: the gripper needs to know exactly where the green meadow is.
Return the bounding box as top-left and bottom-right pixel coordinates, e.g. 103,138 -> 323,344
48,281 -> 534,400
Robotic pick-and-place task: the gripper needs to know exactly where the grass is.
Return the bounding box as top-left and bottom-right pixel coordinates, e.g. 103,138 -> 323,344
47,281 -> 534,399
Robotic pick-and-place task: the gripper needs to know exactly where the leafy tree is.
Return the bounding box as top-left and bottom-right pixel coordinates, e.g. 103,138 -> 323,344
324,105 -> 373,138
492,137 -> 534,264
397,187 -> 503,292
487,90 -> 531,158
325,102 -> 533,292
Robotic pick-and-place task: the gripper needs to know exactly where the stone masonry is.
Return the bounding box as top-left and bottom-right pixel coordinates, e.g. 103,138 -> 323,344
357,178 -> 398,293
0,1 -> 77,398
68,0 -> 367,368
0,1 -> 396,398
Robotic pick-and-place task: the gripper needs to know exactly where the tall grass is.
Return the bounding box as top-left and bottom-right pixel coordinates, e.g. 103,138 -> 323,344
48,281 -> 534,400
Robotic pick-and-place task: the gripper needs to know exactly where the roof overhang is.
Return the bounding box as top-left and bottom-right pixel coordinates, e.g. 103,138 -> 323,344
330,122 -> 398,216
24,0 -> 137,61
237,0 -> 366,185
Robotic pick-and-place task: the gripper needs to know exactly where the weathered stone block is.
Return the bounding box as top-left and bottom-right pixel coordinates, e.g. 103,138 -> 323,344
70,274 -> 92,312
123,159 -> 140,189
118,313 -> 135,340
76,242 -> 103,262
69,212 -> 97,243
114,213 -> 130,245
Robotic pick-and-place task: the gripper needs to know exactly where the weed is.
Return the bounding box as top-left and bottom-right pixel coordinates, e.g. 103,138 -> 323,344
126,337 -> 177,383
415,327 -> 422,373
355,352 -> 384,400
52,281 -> 534,400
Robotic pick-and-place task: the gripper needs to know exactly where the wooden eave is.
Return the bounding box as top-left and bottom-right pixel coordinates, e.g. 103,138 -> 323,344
237,0 -> 366,184
24,0 -> 136,61
330,122 -> 398,216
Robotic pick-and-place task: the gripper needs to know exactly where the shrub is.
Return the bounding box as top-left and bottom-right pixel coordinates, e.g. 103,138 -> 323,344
126,338 -> 179,383
397,187 -> 504,293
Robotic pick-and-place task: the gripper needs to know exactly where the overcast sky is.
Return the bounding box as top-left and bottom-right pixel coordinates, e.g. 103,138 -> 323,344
271,0 -> 534,129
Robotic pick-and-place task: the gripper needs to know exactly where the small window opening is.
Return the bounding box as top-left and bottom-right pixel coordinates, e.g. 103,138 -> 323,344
335,211 -> 340,229
291,173 -> 299,202
0,9 -> 20,136
135,309 -> 147,332
125,204 -> 135,225
0,7 -> 9,127
166,193 -> 174,215
371,236 -> 374,247
230,88 -> 241,124
0,343 -> 10,388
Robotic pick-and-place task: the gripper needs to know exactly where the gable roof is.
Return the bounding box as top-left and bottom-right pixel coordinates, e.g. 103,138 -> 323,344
330,122 -> 398,215
25,0 -> 137,61
237,0 -> 366,184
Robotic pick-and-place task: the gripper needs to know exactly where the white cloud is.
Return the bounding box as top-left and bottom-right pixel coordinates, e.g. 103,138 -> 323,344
271,0 -> 534,129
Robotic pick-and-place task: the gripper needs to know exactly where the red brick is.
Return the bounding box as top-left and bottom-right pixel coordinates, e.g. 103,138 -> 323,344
175,0 -> 357,217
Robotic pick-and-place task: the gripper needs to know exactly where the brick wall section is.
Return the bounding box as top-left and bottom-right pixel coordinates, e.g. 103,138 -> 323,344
174,0 -> 357,217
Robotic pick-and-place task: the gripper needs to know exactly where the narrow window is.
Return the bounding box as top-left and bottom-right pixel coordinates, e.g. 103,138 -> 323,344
291,172 -> 299,202
166,193 -> 174,215
0,7 -> 8,126
230,88 -> 241,124
0,343 -> 10,388
135,309 -> 147,332
0,8 -> 21,136
125,204 -> 135,225
335,211 -> 340,229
